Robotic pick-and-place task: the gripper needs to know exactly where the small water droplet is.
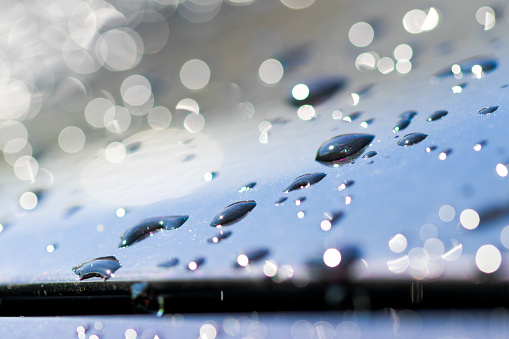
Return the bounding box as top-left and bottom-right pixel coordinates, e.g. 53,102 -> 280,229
294,197 -> 306,205
438,148 -> 452,160
158,257 -> 179,269
474,140 -> 487,151
397,133 -> 428,146
283,173 -> 326,192
72,256 -> 121,281
207,231 -> 232,244
323,211 -> 343,227
432,57 -> 497,82
478,106 -> 498,115
363,151 -> 377,159
65,205 -> 82,218
360,118 -> 374,128
235,248 -> 270,268
316,134 -> 374,166
343,111 -> 361,122
275,197 -> 287,205
239,182 -> 256,192
182,153 -> 196,162
119,216 -> 189,248
288,77 -> 346,107
203,171 -> 218,182
452,83 -> 467,93
338,180 -> 354,191
393,111 -> 417,132
210,201 -> 256,227
125,141 -> 142,154
187,258 -> 205,271
427,110 -> 448,121
426,145 -> 437,152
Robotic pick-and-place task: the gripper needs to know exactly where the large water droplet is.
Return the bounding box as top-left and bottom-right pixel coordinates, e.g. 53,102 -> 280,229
210,201 -> 256,227
288,77 -> 346,107
283,173 -> 326,193
316,134 -> 374,166
72,256 -> 121,281
427,110 -> 448,121
478,106 -> 498,115
207,231 -> 232,244
432,57 -> 497,82
397,133 -> 428,146
119,216 -> 189,248
393,111 -> 417,132
158,257 -> 179,269
239,182 -> 256,192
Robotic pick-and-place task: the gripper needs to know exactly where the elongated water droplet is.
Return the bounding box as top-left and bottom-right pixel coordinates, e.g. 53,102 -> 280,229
187,258 -> 205,271
207,231 -> 232,244
343,111 -> 361,122
294,196 -> 306,205
397,133 -> 428,146
360,118 -> 374,128
316,134 -> 374,166
393,111 -> 417,132
72,256 -> 121,281
210,201 -> 256,227
288,77 -> 346,107
426,145 -> 437,152
119,216 -> 189,248
158,257 -> 179,269
235,248 -> 270,267
427,110 -> 448,121
275,197 -> 287,205
283,173 -> 326,193
338,180 -> 354,191
363,151 -> 377,159
239,182 -> 256,192
478,106 -> 498,115
432,57 -> 497,82
438,148 -> 452,160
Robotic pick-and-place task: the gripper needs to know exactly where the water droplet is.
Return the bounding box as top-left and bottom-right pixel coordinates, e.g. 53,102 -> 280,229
125,141 -> 142,154
203,171 -> 218,182
119,216 -> 189,248
294,197 -> 306,205
478,106 -> 498,115
363,151 -> 377,159
338,180 -> 355,191
343,111 -> 361,122
316,134 -> 374,166
275,197 -> 288,205
427,110 -> 448,121
426,145 -> 437,152
182,153 -> 196,162
360,118 -> 374,128
72,256 -> 121,281
288,77 -> 346,107
452,83 -> 467,93
239,182 -> 256,192
207,231 -> 232,244
187,258 -> 205,271
474,140 -> 487,151
65,205 -> 82,218
283,173 -> 326,193
393,111 -> 417,132
235,248 -> 270,267
210,201 -> 256,227
432,57 -> 497,82
438,148 -> 452,160
397,133 -> 428,146
158,257 -> 179,269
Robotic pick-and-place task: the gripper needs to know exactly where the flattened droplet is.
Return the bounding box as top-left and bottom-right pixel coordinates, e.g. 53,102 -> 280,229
433,57 -> 497,81
72,256 -> 121,281
397,133 -> 428,146
427,110 -> 448,121
275,197 -> 288,205
187,258 -> 205,271
316,134 -> 374,166
239,182 -> 256,192
363,151 -> 377,159
393,111 -> 417,132
288,77 -> 346,107
207,231 -> 232,244
235,248 -> 270,267
210,201 -> 256,227
283,173 -> 326,193
119,216 -> 189,248
478,106 -> 498,115
158,257 -> 179,269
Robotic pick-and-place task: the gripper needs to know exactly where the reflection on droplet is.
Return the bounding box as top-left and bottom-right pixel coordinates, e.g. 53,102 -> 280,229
343,111 -> 361,122
236,248 -> 269,267
184,113 -> 205,133
104,106 -> 131,133
207,231 -> 232,244
397,133 -> 427,146
316,134 -> 374,166
210,201 -> 256,227
389,234 -> 407,253
105,142 -> 126,163
259,59 -> 284,85
72,256 -> 121,281
403,7 -> 440,34
14,156 -> 38,181
427,110 -> 448,122
177,98 -> 200,114
199,324 -> 217,339
46,244 -> 56,253
438,148 -> 452,160
496,164 -> 508,177
460,209 -> 480,230
478,106 -> 498,115
439,205 -> 455,222
119,216 -> 189,248
283,173 -> 326,193
263,260 -> 278,277
355,52 -> 379,71
323,248 -> 341,267
338,180 -> 354,191
294,197 -> 306,206
432,57 -> 497,82
239,182 -> 256,192
476,244 -> 501,273
500,226 -> 509,249
426,146 -> 437,153
348,22 -> 374,48
442,242 -> 462,261
297,105 -> 316,121
288,77 -> 345,107
116,208 -> 126,217
476,6 -> 496,30
203,171 -> 218,182
187,258 -> 205,271
473,140 -> 487,151
180,59 -> 210,90
378,57 -> 394,74
394,44 -> 413,61
297,211 -> 305,219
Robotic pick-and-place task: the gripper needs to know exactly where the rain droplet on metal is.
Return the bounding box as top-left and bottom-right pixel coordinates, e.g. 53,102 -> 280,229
427,110 -> 448,121
239,182 -> 256,192
393,111 -> 417,132
283,173 -> 326,193
72,256 -> 121,281
363,151 -> 377,159
119,216 -> 189,248
343,111 -> 361,122
316,134 -> 374,166
187,258 -> 205,271
426,145 -> 437,152
275,197 -> 288,205
397,133 -> 428,146
432,57 -> 497,82
158,257 -> 179,269
288,77 -> 346,107
207,231 -> 232,244
235,248 -> 270,268
210,201 -> 256,227
478,106 -> 498,115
